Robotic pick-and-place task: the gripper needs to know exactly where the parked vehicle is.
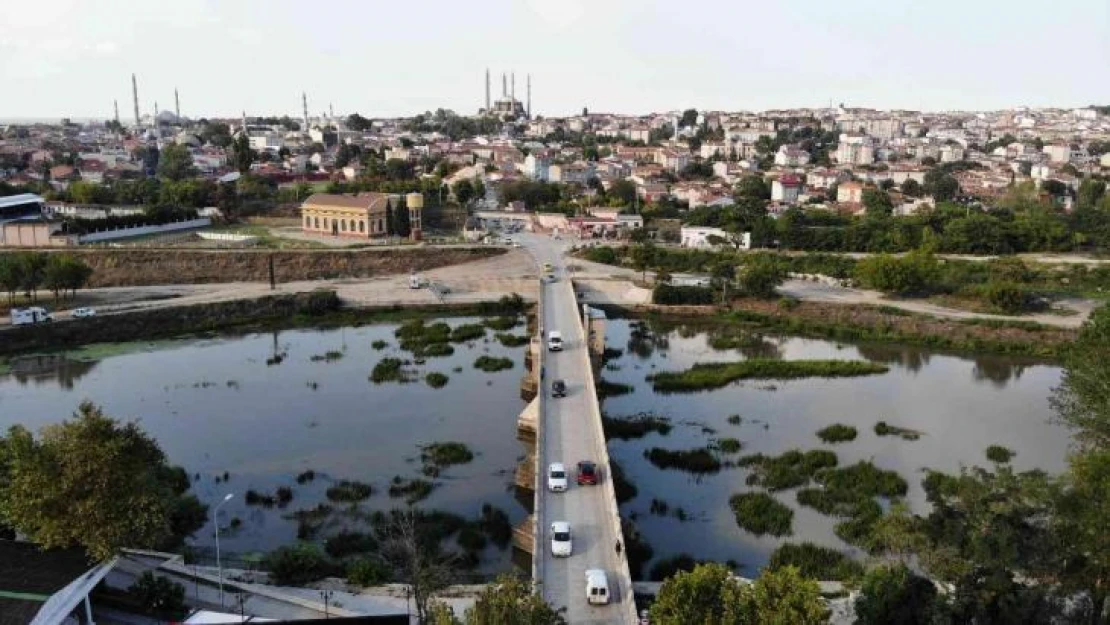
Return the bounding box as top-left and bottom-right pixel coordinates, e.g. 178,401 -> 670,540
577,460 -> 598,486
552,379 -> 567,398
72,307 -> 97,318
409,274 -> 424,289
550,521 -> 572,557
542,262 -> 553,274
547,462 -> 568,492
585,569 -> 610,605
10,307 -> 53,326
547,331 -> 563,352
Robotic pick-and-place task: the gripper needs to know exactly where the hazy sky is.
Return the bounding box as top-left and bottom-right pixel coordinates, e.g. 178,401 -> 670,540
3,0 -> 1108,120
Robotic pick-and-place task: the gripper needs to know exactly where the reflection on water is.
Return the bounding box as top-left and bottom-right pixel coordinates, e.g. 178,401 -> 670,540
0,320 -> 529,572
602,318 -> 1071,577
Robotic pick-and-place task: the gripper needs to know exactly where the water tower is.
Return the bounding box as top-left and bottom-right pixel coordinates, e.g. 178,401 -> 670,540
405,192 -> 424,241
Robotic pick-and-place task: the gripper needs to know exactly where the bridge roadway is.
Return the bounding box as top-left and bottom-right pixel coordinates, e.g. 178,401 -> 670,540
522,233 -> 636,625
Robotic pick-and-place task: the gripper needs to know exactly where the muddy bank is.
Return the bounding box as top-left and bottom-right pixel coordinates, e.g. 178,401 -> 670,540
0,247 -> 504,288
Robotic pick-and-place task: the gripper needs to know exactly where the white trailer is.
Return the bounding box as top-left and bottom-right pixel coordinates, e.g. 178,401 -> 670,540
11,307 -> 53,326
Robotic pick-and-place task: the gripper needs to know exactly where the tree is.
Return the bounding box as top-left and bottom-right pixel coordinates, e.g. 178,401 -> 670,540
738,255 -> 785,298
901,179 -> 922,197
853,249 -> 940,296
680,109 -> 699,128
456,575 -> 564,625
42,254 -> 93,301
385,199 -> 395,236
649,563 -> 825,625
924,169 -> 959,201
230,134 -> 254,174
862,188 -> 894,218
128,572 -> 187,620
0,255 -> 24,303
394,195 -> 411,238
735,176 -> 771,201
0,402 -> 206,561
1078,179 -> 1107,210
608,179 -> 637,207
453,179 -> 476,205
629,242 -> 656,281
1053,304 -> 1110,450
1052,449 -> 1110,624
378,510 -> 457,625
156,143 -> 195,181
14,251 -> 46,301
854,564 -> 941,625
748,566 -> 827,625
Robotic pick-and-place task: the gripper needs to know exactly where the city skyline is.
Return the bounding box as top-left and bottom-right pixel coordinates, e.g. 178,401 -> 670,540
2,0 -> 1109,121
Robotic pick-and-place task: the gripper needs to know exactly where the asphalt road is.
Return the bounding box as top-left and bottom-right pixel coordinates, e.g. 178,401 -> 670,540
522,232 -> 633,624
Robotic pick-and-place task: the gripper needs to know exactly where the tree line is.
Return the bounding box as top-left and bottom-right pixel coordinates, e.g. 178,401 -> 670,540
0,252 -> 94,303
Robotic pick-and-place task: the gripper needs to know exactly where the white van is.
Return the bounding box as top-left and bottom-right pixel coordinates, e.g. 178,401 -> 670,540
547,330 -> 563,352
10,307 -> 53,326
585,569 -> 610,605
409,274 -> 424,289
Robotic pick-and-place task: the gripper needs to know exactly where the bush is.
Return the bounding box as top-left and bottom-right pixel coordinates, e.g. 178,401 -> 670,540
473,355 -> 513,372
371,340 -> 388,350
275,486 -> 293,507
478,503 -> 512,549
301,289 -> 341,315
739,255 -> 786,298
818,461 -> 908,499
854,564 -> 941,625
370,357 -> 412,383
325,530 -> 378,558
985,444 -> 1015,463
648,359 -> 889,393
583,245 -> 619,265
727,414 -> 742,425
738,449 -> 839,491
653,284 -> 714,305
128,571 -> 187,619
420,442 -> 474,468
484,316 -> 520,331
716,438 -> 743,453
295,470 -> 316,484
982,281 -> 1035,314
263,543 -> 334,586
457,525 -> 488,552
611,461 -> 638,504
649,554 -> 700,581
816,423 -> 858,443
644,447 -> 722,474
245,488 -> 276,507
495,332 -> 530,347
874,421 -> 922,440
425,372 -> 449,388
347,557 -> 390,587
450,323 -> 486,342
768,542 -> 864,581
854,250 -> 941,296
602,413 -> 672,439
325,480 -> 373,503
597,378 -> 634,398
388,476 -> 436,504
729,492 -> 793,537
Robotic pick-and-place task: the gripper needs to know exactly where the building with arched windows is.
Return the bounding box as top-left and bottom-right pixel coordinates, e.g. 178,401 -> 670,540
300,192 -> 422,240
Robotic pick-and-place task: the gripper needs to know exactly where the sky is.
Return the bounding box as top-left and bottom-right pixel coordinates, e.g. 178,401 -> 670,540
2,0 -> 1109,120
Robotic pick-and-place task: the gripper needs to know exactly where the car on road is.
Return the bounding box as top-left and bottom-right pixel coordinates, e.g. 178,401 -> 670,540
550,521 -> 572,557
72,307 -> 97,318
542,262 -> 553,273
585,569 -> 610,605
547,462 -> 568,492
547,331 -> 563,352
551,379 -> 567,398
577,460 -> 598,486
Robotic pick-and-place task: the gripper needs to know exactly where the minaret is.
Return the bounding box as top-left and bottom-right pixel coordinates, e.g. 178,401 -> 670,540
174,89 -> 180,120
526,74 -> 531,119
485,68 -> 491,111
502,72 -> 507,98
131,73 -> 140,127
113,100 -> 120,125
242,111 -> 248,135
302,92 -> 309,130
511,72 -> 515,102
154,102 -> 159,124
329,103 -> 334,119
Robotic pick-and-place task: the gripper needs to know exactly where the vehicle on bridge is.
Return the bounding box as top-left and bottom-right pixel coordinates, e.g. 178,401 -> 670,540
72,307 -> 97,318
547,462 -> 568,492
577,460 -> 598,486
547,331 -> 563,351
10,307 -> 53,325
585,569 -> 610,605
551,379 -> 567,398
550,521 -> 572,557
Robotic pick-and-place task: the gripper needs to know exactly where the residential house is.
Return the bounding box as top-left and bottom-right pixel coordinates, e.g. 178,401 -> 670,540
771,174 -> 804,205
700,142 -> 727,159
680,226 -> 750,250
774,146 -> 810,167
837,181 -> 865,204
1043,144 -> 1071,164
520,153 -> 550,181
655,148 -> 691,172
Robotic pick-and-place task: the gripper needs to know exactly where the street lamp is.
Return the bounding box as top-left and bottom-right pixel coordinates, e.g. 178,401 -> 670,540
214,493 -> 234,607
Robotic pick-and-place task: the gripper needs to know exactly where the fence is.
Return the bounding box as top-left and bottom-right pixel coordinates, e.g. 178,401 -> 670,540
78,218 -> 212,243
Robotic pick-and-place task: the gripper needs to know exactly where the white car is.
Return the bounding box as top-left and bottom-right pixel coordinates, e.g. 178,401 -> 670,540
547,331 -> 563,352
72,307 -> 97,318
550,521 -> 572,557
548,462 -> 568,492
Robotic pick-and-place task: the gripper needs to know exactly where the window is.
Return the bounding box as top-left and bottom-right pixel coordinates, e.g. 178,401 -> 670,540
304,216 -> 310,228
340,219 -> 346,232
359,221 -> 365,233
314,217 -> 320,229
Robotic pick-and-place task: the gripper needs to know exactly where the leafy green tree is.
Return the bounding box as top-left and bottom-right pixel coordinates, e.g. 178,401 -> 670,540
156,143 -> 196,181
853,250 -> 940,296
749,566 -> 826,625
608,179 -> 637,207
630,242 -> 656,281
923,169 -> 959,201
0,402 -> 206,561
385,199 -> 395,236
453,179 -> 476,205
458,575 -> 564,624
394,195 -> 411,237
14,251 -> 47,301
1078,179 -> 1107,210
1053,304 -> 1110,450
0,255 -> 24,303
738,255 -> 785,298
854,564 -> 941,625
649,562 -> 748,625
862,188 -> 894,217
230,133 -> 254,174
128,572 -> 187,620
735,176 -> 771,201
1052,449 -> 1110,624
680,109 -> 699,128
901,178 -> 923,197
42,254 -> 93,301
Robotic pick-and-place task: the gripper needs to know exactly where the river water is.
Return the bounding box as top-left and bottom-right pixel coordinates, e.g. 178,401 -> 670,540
0,319 -> 530,570
599,318 -> 1072,578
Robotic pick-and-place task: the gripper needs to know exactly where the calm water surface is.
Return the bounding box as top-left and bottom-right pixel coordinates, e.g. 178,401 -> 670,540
600,318 -> 1072,578
0,319 -> 530,570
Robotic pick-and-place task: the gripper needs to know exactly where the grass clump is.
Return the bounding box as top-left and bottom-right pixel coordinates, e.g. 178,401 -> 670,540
450,323 -> 486,342
729,492 -> 793,537
644,447 -> 722,474
727,414 -> 743,426
245,489 -> 277,507
495,333 -> 531,347
310,350 -> 344,362
816,423 -> 858,444
602,413 -> 672,440
738,449 -> 839,490
325,480 -> 373,503
324,531 -> 378,558
370,357 -> 413,383
388,476 -> 437,504
395,320 -> 454,357
420,442 -> 474,476
716,438 -> 743,454
611,461 -> 638,504
295,470 -> 316,484
425,372 -> 449,389
986,444 -> 1015,463
371,340 -> 388,350
597,378 -> 634,398
874,421 -> 923,440
817,461 -> 908,499
648,359 -> 889,393
768,542 -> 864,581
483,316 -> 520,331
473,356 -> 513,372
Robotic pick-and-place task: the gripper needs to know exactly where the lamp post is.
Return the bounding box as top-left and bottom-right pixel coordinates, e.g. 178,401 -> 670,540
214,493 -> 234,607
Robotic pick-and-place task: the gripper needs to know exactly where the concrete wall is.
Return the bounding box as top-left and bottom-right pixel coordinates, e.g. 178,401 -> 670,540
78,218 -> 211,243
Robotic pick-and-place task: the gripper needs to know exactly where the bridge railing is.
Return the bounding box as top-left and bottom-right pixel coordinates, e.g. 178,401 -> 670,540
532,278 -> 547,587
566,280 -> 638,623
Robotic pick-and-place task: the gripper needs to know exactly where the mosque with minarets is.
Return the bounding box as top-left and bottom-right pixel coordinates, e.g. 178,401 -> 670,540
480,68 -> 530,121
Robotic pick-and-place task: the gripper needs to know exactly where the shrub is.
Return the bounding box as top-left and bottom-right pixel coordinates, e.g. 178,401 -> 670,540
611,461 -> 638,504
245,489 -> 276,507
388,477 -> 436,504
816,423 -> 858,444
597,378 -> 634,398
275,486 -> 293,507
739,449 -> 839,491
982,281 -> 1035,314
450,323 -> 486,342
769,542 -> 864,581
263,543 -> 335,586
817,461 -> 908,498
310,350 -> 344,362
854,250 -> 941,296
484,316 -> 520,331
729,492 -> 793,537
414,342 -> 454,358
371,340 -> 388,350
457,526 -> 488,553
301,289 -> 341,315
716,438 -> 743,453
370,357 -> 412,383
874,421 -> 922,440
347,557 -> 390,586
425,372 -> 449,389
644,447 -> 722,474
739,255 -> 786,298
473,356 -> 513,372
649,554 -> 700,581
295,470 -> 316,484
583,245 -> 618,265
985,444 -> 1015,463
495,332 -> 530,347
128,571 -> 187,619
602,413 -> 672,439
854,564 -> 941,625
420,442 -> 474,469
325,480 -> 373,503
648,359 -> 889,393
325,531 -> 378,558
653,284 -> 714,305
727,414 -> 742,425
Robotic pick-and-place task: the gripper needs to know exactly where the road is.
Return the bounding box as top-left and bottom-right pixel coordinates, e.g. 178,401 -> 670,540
521,232 -> 634,625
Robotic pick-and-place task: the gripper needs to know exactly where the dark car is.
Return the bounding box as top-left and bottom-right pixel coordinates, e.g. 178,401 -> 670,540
577,461 -> 598,486
552,379 -> 567,398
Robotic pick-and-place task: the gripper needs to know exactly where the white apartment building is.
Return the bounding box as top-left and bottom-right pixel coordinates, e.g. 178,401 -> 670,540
771,175 -> 804,205
680,226 -> 750,250
774,146 -> 810,167
835,135 -> 874,165
939,144 -> 965,163
1043,144 -> 1071,164
520,154 -> 550,181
